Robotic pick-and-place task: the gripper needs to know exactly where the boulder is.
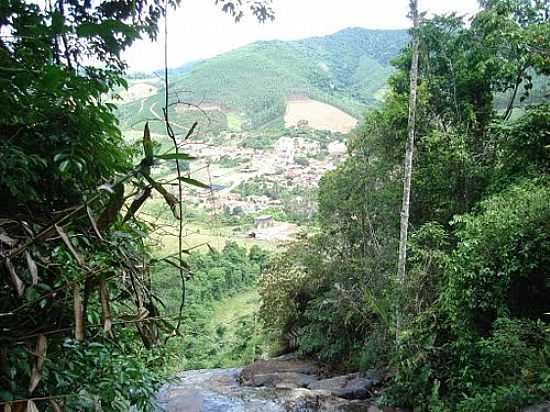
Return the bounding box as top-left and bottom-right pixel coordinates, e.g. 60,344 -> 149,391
307,369 -> 385,400
248,371 -> 318,388
336,377 -> 375,400
281,388 -> 373,411
523,403 -> 550,412
239,357 -> 319,387
308,373 -> 359,391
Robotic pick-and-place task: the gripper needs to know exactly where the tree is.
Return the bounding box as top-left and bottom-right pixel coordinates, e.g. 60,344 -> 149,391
396,0 -> 420,339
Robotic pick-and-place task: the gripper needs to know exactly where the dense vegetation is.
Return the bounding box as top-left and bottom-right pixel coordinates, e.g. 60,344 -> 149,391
0,0 -> 273,410
259,1 -> 550,411
116,28 -> 408,131
2,0 -> 549,411
156,242 -> 270,370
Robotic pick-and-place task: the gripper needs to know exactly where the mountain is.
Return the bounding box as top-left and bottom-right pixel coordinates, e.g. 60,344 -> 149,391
116,27 -> 409,133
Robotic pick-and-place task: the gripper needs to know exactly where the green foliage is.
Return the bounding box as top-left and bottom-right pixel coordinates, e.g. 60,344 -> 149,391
218,155 -> 243,168
258,2 -> 550,411
45,338 -> 167,411
0,0 -> 272,409
241,134 -> 277,149
155,243 -> 270,369
445,180 -> 549,329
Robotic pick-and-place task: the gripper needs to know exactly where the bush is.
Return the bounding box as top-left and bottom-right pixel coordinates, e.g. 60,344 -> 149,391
388,179 -> 550,411
444,179 -> 550,332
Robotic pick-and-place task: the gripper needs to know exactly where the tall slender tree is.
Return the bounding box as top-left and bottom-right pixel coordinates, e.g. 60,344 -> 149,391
396,0 -> 420,338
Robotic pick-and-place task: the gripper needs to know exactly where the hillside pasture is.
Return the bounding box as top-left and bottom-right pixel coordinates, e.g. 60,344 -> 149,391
284,98 -> 358,133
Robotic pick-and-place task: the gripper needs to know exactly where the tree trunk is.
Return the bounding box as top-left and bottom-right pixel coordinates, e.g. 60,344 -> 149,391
396,0 -> 420,340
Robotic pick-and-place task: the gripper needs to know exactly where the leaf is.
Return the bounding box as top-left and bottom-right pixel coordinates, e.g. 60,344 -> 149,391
97,183 -> 125,231
142,122 -> 154,161
49,401 -> 62,412
143,175 -> 180,219
41,65 -> 65,91
28,335 -> 47,394
0,231 -> 17,247
162,257 -> 190,271
98,183 -> 115,194
5,258 -> 24,297
122,187 -> 152,223
26,400 -> 38,412
155,153 -> 197,161
25,251 -> 38,286
99,278 -> 113,338
55,225 -> 84,266
86,206 -> 103,240
73,284 -> 85,341
178,177 -> 210,189
50,10 -> 64,33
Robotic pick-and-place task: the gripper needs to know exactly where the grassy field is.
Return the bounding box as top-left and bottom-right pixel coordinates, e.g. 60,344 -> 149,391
149,221 -> 280,254
212,289 -> 260,337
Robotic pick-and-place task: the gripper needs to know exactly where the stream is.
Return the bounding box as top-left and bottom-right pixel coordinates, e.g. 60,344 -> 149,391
153,362 -> 380,412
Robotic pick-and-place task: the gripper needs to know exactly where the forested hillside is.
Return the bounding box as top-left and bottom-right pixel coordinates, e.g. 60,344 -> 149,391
116,28 -> 408,131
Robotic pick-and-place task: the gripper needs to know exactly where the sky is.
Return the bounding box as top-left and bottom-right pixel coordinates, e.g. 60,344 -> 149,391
124,0 -> 480,73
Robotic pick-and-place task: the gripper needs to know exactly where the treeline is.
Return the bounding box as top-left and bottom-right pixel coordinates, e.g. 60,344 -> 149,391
258,2 -> 550,411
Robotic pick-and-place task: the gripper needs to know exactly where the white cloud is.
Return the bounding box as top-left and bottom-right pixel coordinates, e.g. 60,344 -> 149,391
124,0 -> 480,72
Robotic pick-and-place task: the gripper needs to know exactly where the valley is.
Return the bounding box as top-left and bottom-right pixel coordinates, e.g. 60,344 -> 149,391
115,27 -> 406,252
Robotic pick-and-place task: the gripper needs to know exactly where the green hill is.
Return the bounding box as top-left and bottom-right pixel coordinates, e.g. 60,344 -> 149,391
116,27 -> 408,133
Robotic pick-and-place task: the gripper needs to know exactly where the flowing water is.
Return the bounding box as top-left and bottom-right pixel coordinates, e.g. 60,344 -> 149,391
154,368 -> 290,411
154,367 -> 372,412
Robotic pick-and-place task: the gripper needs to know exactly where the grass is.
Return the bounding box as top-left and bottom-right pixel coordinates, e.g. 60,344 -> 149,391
212,289 -> 260,335
227,113 -> 243,131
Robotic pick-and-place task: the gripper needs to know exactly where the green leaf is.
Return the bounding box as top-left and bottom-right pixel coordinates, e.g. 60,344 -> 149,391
155,153 -> 197,161
178,177 -> 210,189
51,10 -> 64,34
143,123 -> 154,160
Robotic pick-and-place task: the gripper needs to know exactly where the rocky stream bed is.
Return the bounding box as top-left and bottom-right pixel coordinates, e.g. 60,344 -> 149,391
153,354 -> 403,412
153,355 -> 550,412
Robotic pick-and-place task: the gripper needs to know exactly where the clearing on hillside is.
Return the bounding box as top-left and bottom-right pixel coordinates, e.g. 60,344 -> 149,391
284,98 -> 358,133
118,81 -> 158,103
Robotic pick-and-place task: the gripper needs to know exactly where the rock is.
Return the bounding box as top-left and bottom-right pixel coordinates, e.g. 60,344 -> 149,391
308,373 -> 359,391
155,365 -> 404,412
365,406 -> 412,412
307,370 -> 384,400
335,377 -> 374,400
281,388 -> 373,412
523,403 -> 550,412
240,358 -> 319,387
249,371 -> 318,388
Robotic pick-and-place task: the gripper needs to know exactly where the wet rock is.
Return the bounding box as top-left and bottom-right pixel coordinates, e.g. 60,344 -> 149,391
281,388 -> 373,412
155,359 -> 399,411
307,370 -> 383,400
240,358 -> 319,387
250,371 -> 318,389
364,406 -> 411,412
523,403 -> 550,412
336,377 -> 373,400
155,367 -> 379,411
307,374 -> 356,391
